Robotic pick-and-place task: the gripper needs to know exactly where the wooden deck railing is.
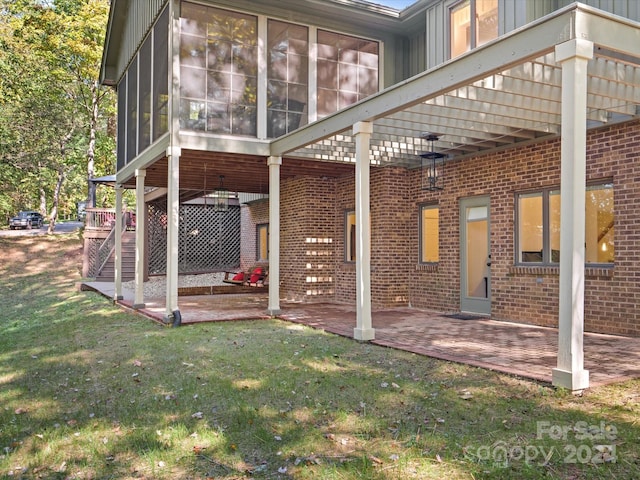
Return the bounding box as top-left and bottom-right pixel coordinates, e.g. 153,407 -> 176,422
85,208 -> 136,231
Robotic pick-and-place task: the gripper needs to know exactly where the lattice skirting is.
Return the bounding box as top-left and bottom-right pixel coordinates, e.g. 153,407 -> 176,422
148,200 -> 241,275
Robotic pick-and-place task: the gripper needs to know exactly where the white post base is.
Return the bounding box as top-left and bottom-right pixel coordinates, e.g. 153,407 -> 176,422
552,368 -> 590,392
354,327 -> 375,341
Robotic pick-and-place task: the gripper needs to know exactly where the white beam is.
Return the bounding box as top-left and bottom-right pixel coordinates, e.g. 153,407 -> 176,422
267,156 -> 281,315
552,38 -> 593,392
353,121 -> 375,341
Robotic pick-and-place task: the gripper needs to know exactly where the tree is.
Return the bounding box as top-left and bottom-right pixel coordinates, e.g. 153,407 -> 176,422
0,0 -> 114,227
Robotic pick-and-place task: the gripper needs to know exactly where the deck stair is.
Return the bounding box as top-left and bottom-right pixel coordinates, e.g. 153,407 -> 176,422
95,231 -> 136,282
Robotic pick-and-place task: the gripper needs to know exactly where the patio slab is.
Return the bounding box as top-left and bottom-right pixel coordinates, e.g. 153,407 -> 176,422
81,281 -> 640,388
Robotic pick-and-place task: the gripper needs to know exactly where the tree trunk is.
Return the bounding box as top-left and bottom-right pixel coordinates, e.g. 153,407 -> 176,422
48,167 -> 66,234
86,80 -> 99,208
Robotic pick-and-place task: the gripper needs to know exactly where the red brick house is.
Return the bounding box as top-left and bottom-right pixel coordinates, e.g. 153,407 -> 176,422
101,0 -> 640,389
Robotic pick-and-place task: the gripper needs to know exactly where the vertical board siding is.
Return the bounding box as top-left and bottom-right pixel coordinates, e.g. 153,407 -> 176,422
116,0 -> 168,81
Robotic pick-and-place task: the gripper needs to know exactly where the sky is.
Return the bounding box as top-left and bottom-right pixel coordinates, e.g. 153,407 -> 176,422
375,0 -> 417,9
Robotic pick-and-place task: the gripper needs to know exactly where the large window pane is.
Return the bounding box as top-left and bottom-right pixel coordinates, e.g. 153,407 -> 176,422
317,30 -> 378,118
516,184 -> 614,265
153,7 -> 169,141
586,184 -> 614,264
267,20 -> 308,138
549,190 -> 560,263
450,0 -> 497,59
421,205 -> 439,263
518,192 -> 543,263
138,34 -> 152,152
476,0 -> 498,47
126,59 -> 138,162
179,2 -> 257,135
450,0 -> 470,59
117,75 -> 126,170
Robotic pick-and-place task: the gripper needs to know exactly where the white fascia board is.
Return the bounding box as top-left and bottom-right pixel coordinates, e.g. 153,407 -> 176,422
573,4 -> 640,60
270,6 -> 580,156
116,134 -> 170,186
179,133 -> 271,156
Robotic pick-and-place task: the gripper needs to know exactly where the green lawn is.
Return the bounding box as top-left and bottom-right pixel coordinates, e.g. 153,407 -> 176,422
0,235 -> 638,479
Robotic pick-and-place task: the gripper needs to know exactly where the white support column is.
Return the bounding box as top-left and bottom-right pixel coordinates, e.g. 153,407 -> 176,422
267,156 -> 281,315
133,169 -> 146,309
353,121 -> 375,341
164,0 -> 182,326
552,39 -> 593,391
165,147 -> 181,321
114,184 -> 124,301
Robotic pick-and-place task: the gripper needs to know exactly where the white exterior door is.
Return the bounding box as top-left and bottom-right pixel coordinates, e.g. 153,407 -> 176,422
460,196 -> 491,315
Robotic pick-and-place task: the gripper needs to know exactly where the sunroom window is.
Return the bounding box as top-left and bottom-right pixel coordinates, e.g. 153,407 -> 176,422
516,184 -> 614,265
267,20 -> 309,138
179,3 -> 258,135
317,30 -> 379,118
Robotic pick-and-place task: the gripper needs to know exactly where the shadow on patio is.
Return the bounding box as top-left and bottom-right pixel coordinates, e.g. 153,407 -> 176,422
82,281 -> 640,389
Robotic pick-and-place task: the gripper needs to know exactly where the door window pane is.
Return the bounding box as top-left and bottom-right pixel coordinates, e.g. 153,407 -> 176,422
466,206 -> 488,298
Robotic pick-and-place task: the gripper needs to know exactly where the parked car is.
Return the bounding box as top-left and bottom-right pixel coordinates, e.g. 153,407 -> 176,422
9,211 -> 44,230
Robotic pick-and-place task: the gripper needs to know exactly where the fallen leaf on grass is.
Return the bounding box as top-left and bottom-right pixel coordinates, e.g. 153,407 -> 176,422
459,390 -> 473,400
191,411 -> 203,419
14,408 -> 27,415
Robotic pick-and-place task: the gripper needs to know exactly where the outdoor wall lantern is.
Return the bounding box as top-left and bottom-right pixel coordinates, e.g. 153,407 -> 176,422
214,175 -> 229,212
420,133 -> 444,191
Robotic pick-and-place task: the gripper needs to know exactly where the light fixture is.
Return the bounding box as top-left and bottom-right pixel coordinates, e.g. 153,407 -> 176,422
214,175 -> 229,212
420,133 -> 444,191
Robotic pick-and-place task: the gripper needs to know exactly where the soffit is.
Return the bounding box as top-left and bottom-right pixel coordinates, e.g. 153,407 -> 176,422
272,4 -> 640,170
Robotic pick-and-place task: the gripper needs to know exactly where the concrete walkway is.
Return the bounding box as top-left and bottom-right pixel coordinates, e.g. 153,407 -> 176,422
82,281 -> 640,388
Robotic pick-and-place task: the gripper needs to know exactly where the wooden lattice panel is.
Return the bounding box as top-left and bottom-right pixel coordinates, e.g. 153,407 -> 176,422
148,201 -> 240,275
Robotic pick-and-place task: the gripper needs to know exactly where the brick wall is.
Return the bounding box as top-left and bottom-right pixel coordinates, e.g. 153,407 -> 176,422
276,119 -> 640,336
407,119 -> 640,336
280,177 -> 338,302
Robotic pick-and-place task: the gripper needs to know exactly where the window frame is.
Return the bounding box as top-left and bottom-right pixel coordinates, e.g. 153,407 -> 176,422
419,203 -> 439,264
515,182 -> 614,267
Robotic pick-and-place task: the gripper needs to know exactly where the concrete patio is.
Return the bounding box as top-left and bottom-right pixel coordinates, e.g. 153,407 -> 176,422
82,281 -> 640,389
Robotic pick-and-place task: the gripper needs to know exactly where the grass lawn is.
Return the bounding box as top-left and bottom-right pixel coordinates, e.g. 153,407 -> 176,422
0,234 -> 638,479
